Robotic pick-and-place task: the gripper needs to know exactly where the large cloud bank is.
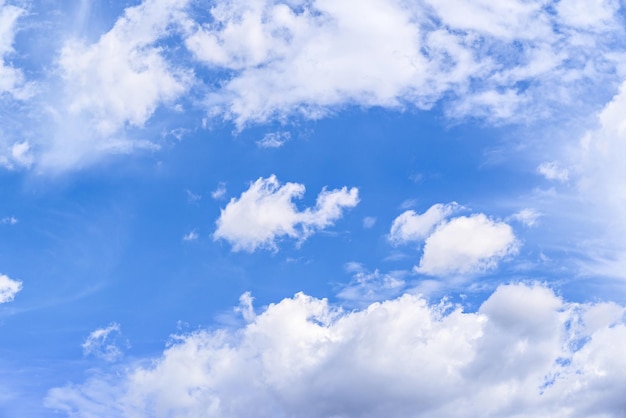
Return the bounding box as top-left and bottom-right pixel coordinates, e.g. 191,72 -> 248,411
46,283 -> 626,418
1,0 -> 625,171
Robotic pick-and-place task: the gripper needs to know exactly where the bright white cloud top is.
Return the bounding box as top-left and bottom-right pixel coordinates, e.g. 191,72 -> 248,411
214,175 -> 359,252
46,283 -> 626,418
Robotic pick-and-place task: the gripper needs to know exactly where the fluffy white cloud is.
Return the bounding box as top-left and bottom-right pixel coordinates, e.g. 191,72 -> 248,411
45,283 -> 626,418
183,0 -> 624,128
389,204 -> 517,275
389,203 -> 458,244
417,214 -> 518,276
82,323 -> 125,362
214,175 -> 359,252
0,273 -> 22,303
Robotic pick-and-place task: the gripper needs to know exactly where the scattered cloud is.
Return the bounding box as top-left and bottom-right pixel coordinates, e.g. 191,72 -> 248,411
82,323 -> 126,362
186,190 -> 201,203
256,131 -> 291,148
510,208 -> 541,227
337,267 -> 406,305
211,182 -> 227,200
362,216 -> 376,229
0,216 -> 17,225
389,203 -> 459,244
538,161 -> 569,182
182,230 -> 198,241
417,214 -> 518,276
0,273 -> 22,304
214,175 -> 359,252
0,2 -> 27,98
45,283 -> 626,418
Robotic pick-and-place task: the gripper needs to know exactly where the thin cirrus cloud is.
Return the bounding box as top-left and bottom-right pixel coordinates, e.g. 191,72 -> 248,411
214,175 -> 359,252
0,0 -> 624,172
82,323 -> 126,362
45,283 -> 626,418
389,203 -> 518,276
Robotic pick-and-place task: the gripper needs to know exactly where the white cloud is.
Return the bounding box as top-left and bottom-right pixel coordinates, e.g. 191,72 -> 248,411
538,161 -> 569,182
417,214 -> 518,276
183,0 -> 624,128
362,216 -> 376,229
0,216 -> 17,225
257,131 -> 291,148
510,208 -> 541,227
0,2 -> 27,98
211,182 -> 227,200
45,283 -> 626,418
82,323 -> 125,362
389,203 -> 458,244
182,230 -> 198,241
214,175 -> 359,252
0,273 -> 22,303
336,268 -> 406,304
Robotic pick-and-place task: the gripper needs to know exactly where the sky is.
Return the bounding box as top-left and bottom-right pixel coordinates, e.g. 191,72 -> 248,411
2,0 -> 626,416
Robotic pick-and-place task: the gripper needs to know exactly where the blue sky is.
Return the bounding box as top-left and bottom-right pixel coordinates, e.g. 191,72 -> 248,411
2,0 -> 626,416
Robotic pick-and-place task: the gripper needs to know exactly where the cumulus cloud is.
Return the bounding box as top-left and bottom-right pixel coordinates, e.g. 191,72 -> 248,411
185,0 -> 625,127
45,283 -> 626,418
214,175 -> 359,252
389,203 -> 517,275
82,323 -> 125,362
389,203 -> 458,244
417,214 -> 518,276
0,273 -> 22,303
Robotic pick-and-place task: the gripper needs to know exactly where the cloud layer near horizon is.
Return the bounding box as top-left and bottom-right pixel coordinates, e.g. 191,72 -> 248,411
45,283 -> 626,418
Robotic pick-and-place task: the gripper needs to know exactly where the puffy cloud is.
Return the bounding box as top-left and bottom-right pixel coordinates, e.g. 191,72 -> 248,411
389,204 -> 518,275
417,214 -> 518,276
0,273 -> 22,303
389,203 -> 458,244
82,323 -> 126,362
214,175 -> 359,252
184,0 -> 625,127
45,283 -> 626,418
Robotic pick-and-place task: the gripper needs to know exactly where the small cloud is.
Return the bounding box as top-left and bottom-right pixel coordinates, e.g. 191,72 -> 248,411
537,161 -> 569,182
211,182 -> 227,200
0,274 -> 22,303
256,131 -> 291,148
214,175 -> 359,252
362,216 -> 376,229
183,230 -> 199,241
186,190 -> 201,203
399,199 -> 418,210
510,208 -> 541,227
1,217 -> 18,225
389,203 -> 459,244
337,268 -> 407,304
82,323 -> 126,362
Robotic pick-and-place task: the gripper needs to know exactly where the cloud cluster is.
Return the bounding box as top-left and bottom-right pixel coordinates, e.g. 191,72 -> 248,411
214,175 -> 359,252
390,204 -> 518,276
45,283 -> 626,418
0,0 -> 624,171
0,273 -> 22,303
